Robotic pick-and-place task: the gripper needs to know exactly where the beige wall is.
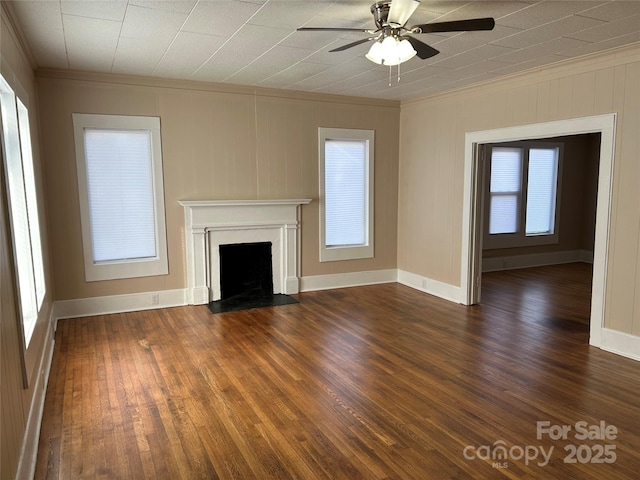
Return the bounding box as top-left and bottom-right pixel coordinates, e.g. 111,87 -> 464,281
37,72 -> 400,301
398,44 -> 640,336
483,133 -> 600,259
1,6 -> 53,480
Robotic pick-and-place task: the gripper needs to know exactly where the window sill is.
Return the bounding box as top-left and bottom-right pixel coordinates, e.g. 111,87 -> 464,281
320,244 -> 374,263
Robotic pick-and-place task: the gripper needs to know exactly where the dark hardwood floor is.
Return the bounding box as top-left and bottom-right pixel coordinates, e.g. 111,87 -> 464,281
36,263 -> 640,479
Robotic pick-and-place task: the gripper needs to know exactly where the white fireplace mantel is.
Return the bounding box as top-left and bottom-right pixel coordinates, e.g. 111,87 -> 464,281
179,199 -> 311,304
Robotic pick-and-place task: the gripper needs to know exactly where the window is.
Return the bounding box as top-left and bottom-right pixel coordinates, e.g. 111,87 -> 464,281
319,128 -> 374,262
73,114 -> 168,281
485,142 -> 562,249
0,75 -> 45,346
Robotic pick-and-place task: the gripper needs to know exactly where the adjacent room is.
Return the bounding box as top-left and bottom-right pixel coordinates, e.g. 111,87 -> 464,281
1,1 -> 639,479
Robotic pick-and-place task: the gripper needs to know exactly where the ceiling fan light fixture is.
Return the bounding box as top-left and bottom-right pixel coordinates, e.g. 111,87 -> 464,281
365,35 -> 416,66
397,38 -> 417,62
365,38 -> 385,64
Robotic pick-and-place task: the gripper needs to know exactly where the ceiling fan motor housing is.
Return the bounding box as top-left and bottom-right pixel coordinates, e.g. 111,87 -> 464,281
371,1 -> 392,29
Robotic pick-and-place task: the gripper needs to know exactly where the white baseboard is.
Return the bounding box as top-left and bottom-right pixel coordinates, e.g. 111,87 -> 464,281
53,288 -> 187,323
579,249 -> 594,263
397,270 -> 463,304
300,269 -> 397,292
16,310 -> 56,480
595,328 -> 640,362
482,249 -> 594,272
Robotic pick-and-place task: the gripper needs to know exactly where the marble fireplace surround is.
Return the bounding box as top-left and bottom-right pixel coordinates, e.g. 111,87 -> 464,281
179,199 -> 311,304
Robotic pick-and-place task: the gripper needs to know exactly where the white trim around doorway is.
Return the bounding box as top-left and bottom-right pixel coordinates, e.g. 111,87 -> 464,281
461,114 -> 618,355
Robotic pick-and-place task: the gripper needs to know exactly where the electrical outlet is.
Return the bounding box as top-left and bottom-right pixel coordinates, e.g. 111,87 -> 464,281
151,293 -> 159,305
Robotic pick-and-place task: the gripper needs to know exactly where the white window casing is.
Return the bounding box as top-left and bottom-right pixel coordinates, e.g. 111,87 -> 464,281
319,127 -> 374,262
73,113 -> 168,281
0,74 -> 45,347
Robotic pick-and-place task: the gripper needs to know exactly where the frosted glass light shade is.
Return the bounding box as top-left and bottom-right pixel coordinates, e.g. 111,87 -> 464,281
366,36 -> 416,66
396,39 -> 417,63
365,40 -> 385,64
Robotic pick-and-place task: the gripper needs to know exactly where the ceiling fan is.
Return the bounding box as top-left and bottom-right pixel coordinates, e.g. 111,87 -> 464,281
298,0 -> 495,66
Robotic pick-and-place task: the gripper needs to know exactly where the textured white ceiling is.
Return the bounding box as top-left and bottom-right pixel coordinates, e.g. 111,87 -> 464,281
7,0 -> 640,100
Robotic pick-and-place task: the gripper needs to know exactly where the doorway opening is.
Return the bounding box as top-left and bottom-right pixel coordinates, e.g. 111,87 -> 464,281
461,114 -> 616,349
479,134 -> 600,332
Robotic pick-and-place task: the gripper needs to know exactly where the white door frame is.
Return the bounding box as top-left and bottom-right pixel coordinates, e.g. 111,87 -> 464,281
460,114 -> 617,349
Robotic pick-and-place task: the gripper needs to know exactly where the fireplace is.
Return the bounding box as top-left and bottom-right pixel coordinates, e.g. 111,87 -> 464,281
179,199 -> 311,304
219,242 -> 273,299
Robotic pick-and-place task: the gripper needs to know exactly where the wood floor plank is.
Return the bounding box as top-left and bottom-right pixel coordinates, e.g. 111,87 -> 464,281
35,264 -> 640,479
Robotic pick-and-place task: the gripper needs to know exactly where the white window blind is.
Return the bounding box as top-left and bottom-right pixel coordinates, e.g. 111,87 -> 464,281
0,76 -> 45,346
489,147 -> 522,234
83,129 -> 157,263
325,139 -> 366,247
526,148 -> 559,236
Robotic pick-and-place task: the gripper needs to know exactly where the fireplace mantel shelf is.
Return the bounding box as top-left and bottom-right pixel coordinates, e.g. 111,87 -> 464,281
179,199 -> 311,207
180,199 -> 311,305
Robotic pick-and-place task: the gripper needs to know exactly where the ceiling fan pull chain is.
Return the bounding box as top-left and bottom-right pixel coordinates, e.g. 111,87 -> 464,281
398,63 -> 401,83
389,66 -> 392,86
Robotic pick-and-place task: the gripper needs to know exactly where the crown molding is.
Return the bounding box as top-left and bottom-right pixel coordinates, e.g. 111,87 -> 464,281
401,41 -> 640,107
1,1 -> 38,70
35,68 -> 401,109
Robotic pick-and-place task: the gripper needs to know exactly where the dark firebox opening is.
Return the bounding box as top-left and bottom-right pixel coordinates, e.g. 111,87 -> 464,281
219,242 -> 273,300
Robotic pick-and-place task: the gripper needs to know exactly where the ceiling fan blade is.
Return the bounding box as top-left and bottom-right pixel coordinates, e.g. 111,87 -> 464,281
329,37 -> 374,52
404,36 -> 439,59
388,0 -> 420,27
411,17 -> 495,33
297,27 -> 373,33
